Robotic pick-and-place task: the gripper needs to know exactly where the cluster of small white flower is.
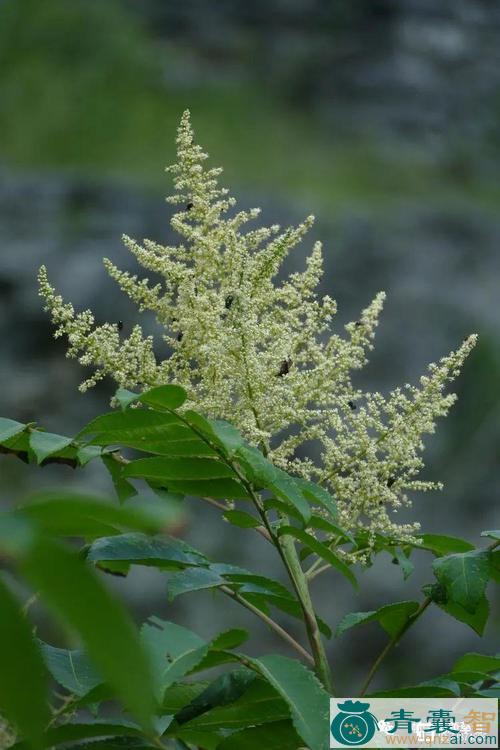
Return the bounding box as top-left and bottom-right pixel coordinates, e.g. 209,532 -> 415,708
39,111 -> 477,540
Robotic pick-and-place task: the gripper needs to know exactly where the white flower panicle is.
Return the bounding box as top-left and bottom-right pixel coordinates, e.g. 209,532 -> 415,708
38,110 -> 477,540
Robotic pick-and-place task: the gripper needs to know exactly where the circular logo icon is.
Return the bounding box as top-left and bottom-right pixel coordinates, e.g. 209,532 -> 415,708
331,700 -> 378,746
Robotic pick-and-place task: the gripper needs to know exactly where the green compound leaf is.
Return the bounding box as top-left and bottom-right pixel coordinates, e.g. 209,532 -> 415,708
251,654 -> 330,750
336,600 -> 420,638
40,641 -> 103,697
432,549 -> 491,613
0,576 -> 49,749
278,526 -> 357,588
29,431 -> 74,465
21,538 -> 155,730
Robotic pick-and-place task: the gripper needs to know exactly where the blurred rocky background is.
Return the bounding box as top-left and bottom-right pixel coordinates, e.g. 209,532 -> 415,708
0,0 -> 498,693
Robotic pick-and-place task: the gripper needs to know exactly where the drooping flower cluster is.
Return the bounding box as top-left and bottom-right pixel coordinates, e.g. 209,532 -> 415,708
39,111 -> 477,540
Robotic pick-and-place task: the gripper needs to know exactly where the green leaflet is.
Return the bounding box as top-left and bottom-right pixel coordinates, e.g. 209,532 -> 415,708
417,534 -> 475,556
123,456 -> 236,480
159,478 -> 251,499
40,642 -> 102,697
236,445 -> 311,522
294,478 -> 338,520
178,411 -> 246,459
251,654 -> 330,750
165,563 -> 332,637
162,682 -> 210,714
215,720 -> 302,750
77,444 -> 103,466
174,668 -> 258,726
114,388 -> 142,410
180,685 -> 289,732
432,549 -> 491,612
123,457 -> 249,499
0,417 -> 26,443
13,492 -> 177,538
209,629 -> 248,650
29,431 -> 74,464
102,455 -> 138,503
434,594 -> 490,635
21,538 -> 155,730
369,684 -> 460,698
223,510 -> 260,528
452,652 -> 500,674
78,409 -> 183,443
12,720 -> 143,750
138,384 -> 187,411
391,547 -> 414,580
141,618 -> 209,701
0,576 -> 49,748
87,532 -> 208,569
336,601 -> 420,638
168,567 -> 225,600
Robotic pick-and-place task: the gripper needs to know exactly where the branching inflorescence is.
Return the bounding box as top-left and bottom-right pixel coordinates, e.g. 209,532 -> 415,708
39,111 -> 477,543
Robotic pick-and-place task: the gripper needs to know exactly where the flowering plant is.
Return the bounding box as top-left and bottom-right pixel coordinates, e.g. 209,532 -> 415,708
0,114 -> 497,750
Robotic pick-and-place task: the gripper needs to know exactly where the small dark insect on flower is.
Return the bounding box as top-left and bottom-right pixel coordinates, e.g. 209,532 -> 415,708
347,400 -> 357,410
354,321 -> 363,327
186,202 -> 194,211
177,331 -> 183,342
117,320 -> 124,331
225,295 -> 234,310
277,357 -> 292,377
387,476 -> 396,488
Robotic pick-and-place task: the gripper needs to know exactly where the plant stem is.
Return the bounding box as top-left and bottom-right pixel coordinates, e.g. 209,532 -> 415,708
359,597 -> 431,696
229,461 -> 334,692
279,528 -> 335,693
220,584 -> 314,665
